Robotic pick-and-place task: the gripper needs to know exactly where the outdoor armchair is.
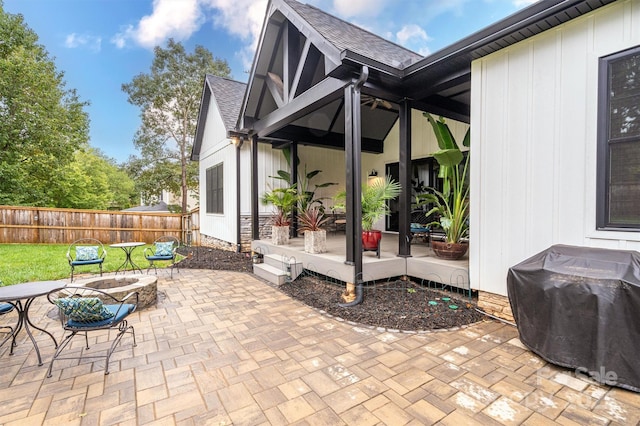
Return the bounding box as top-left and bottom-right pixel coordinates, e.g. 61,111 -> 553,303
67,238 -> 107,282
46,286 -> 138,377
144,236 -> 180,278
0,303 -> 16,350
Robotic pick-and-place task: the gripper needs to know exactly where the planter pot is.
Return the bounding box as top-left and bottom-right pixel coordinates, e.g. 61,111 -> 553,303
272,225 -> 290,245
304,229 -> 326,253
362,230 -> 382,258
431,240 -> 468,260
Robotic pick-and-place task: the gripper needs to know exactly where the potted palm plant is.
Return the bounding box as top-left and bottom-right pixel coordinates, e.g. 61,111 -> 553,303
261,186 -> 301,245
416,113 -> 470,260
335,176 -> 402,257
299,206 -> 330,253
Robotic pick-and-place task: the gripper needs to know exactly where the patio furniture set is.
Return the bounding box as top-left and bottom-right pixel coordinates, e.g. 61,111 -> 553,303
0,236 -> 178,378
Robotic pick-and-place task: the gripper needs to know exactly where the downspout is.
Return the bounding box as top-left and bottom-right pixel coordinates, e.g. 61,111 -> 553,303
340,66 -> 368,308
236,137 -> 244,253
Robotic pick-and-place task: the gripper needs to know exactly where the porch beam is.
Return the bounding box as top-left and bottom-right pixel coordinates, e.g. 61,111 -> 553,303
289,38 -> 311,101
253,77 -> 347,137
398,99 -> 412,257
412,97 -> 470,124
268,125 -> 383,153
251,134 -> 260,240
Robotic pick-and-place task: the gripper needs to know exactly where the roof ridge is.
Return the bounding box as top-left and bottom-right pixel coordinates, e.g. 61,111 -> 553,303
284,0 -> 422,66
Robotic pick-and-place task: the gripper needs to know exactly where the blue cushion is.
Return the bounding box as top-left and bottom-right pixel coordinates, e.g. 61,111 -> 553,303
146,254 -> 173,261
0,303 -> 13,314
155,242 -> 174,256
66,304 -> 135,328
76,246 -> 99,261
71,258 -> 104,266
54,297 -> 115,323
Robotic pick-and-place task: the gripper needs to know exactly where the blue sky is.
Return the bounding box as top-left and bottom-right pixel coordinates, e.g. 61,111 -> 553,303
4,0 -> 536,163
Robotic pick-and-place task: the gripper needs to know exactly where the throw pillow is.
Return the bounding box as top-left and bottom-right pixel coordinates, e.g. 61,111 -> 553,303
53,297 -> 115,322
76,246 -> 99,261
155,242 -> 174,257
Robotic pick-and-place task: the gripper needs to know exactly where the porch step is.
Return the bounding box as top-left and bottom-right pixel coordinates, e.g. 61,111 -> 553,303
253,263 -> 290,285
253,254 -> 303,285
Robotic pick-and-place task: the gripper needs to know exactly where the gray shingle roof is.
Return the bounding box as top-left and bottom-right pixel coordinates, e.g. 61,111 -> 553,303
283,0 -> 423,69
206,75 -> 247,131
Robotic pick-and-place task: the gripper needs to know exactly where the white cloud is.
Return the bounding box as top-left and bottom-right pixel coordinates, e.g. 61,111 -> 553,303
112,0 -> 204,49
65,33 -> 102,52
396,24 -> 429,45
513,0 -> 539,6
331,0 -> 387,17
201,0 -> 268,70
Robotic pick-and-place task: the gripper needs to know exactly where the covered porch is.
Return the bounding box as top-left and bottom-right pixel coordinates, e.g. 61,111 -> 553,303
252,233 -> 469,291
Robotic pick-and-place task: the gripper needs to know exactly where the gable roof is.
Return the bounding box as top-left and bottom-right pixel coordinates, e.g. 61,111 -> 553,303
191,75 -> 247,160
282,0 -> 422,70
236,0 -> 618,147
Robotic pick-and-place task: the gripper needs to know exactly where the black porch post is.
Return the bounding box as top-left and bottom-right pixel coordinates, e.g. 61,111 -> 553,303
291,142 -> 298,238
344,67 -> 367,284
251,134 -> 259,240
236,137 -> 243,252
398,99 -> 412,257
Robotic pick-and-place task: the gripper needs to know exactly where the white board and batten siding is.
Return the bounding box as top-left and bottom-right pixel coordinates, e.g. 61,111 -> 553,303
470,0 -> 640,296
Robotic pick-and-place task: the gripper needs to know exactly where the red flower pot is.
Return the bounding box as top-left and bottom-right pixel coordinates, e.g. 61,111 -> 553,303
362,230 -> 382,251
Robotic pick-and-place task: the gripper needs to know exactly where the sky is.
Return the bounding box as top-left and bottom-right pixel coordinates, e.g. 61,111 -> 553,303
3,0 -> 537,163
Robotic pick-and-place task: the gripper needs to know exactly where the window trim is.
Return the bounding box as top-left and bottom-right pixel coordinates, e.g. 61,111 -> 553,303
206,162 -> 224,214
596,45 -> 640,231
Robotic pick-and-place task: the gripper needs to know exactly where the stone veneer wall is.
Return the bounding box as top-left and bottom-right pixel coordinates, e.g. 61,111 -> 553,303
478,291 -> 514,323
200,215 -> 274,253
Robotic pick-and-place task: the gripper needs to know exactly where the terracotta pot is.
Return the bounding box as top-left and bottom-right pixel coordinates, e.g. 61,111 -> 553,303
362,230 -> 382,251
431,240 -> 468,260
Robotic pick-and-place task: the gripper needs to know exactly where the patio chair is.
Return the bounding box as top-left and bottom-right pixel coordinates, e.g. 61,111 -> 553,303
144,236 -> 180,278
46,286 -> 138,377
67,238 -> 107,282
0,302 -> 17,350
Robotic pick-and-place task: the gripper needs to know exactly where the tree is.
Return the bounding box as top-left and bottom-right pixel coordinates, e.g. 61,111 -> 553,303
50,148 -> 137,210
122,39 -> 231,213
0,4 -> 89,206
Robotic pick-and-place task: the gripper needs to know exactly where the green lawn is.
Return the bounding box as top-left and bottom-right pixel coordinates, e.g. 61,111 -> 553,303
0,244 -> 181,286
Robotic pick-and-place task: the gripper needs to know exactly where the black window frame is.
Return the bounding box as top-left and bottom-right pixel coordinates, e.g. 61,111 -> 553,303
596,45 -> 640,231
206,163 -> 224,214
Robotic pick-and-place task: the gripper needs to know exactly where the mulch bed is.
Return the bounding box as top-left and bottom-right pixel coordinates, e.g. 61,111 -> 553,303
176,246 -> 486,331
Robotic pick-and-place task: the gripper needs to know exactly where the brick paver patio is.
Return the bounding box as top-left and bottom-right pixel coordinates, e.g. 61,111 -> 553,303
0,269 -> 638,425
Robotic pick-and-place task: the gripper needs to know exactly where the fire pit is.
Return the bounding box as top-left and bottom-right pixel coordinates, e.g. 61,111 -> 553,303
74,275 -> 158,310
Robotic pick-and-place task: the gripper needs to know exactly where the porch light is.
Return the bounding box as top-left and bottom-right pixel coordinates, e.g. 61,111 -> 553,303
368,169 -> 378,178
230,136 -> 244,148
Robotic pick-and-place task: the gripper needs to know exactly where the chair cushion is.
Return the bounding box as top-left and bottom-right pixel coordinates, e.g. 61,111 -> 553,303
66,303 -> 135,328
53,297 -> 115,323
0,303 -> 13,314
76,246 -> 99,261
155,242 -> 174,256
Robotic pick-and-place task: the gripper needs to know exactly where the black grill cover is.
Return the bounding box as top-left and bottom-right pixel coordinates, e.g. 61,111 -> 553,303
507,244 -> 640,392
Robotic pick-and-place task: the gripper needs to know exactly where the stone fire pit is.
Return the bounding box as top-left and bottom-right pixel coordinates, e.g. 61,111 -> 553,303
74,274 -> 158,310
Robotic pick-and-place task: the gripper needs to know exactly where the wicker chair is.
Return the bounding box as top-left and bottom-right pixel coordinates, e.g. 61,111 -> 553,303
67,238 -> 107,282
46,286 -> 138,377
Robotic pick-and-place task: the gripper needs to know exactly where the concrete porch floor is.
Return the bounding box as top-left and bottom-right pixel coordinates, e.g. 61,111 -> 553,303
252,232 -> 470,289
0,269 -> 638,425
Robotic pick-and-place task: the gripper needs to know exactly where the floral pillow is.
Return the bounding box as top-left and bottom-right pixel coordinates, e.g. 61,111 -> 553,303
155,242 -> 174,257
76,246 -> 99,261
53,297 -> 115,323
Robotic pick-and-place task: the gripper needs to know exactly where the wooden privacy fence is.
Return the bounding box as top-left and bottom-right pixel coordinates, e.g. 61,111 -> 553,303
0,206 -> 185,245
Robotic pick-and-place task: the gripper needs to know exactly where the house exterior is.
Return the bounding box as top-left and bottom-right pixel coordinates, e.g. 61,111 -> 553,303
193,0 -> 638,320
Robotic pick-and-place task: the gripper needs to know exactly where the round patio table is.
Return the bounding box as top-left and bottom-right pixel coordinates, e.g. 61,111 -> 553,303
110,242 -> 145,274
0,280 -> 65,365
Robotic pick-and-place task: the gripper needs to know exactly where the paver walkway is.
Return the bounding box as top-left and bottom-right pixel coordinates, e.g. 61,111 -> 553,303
0,269 -> 639,425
